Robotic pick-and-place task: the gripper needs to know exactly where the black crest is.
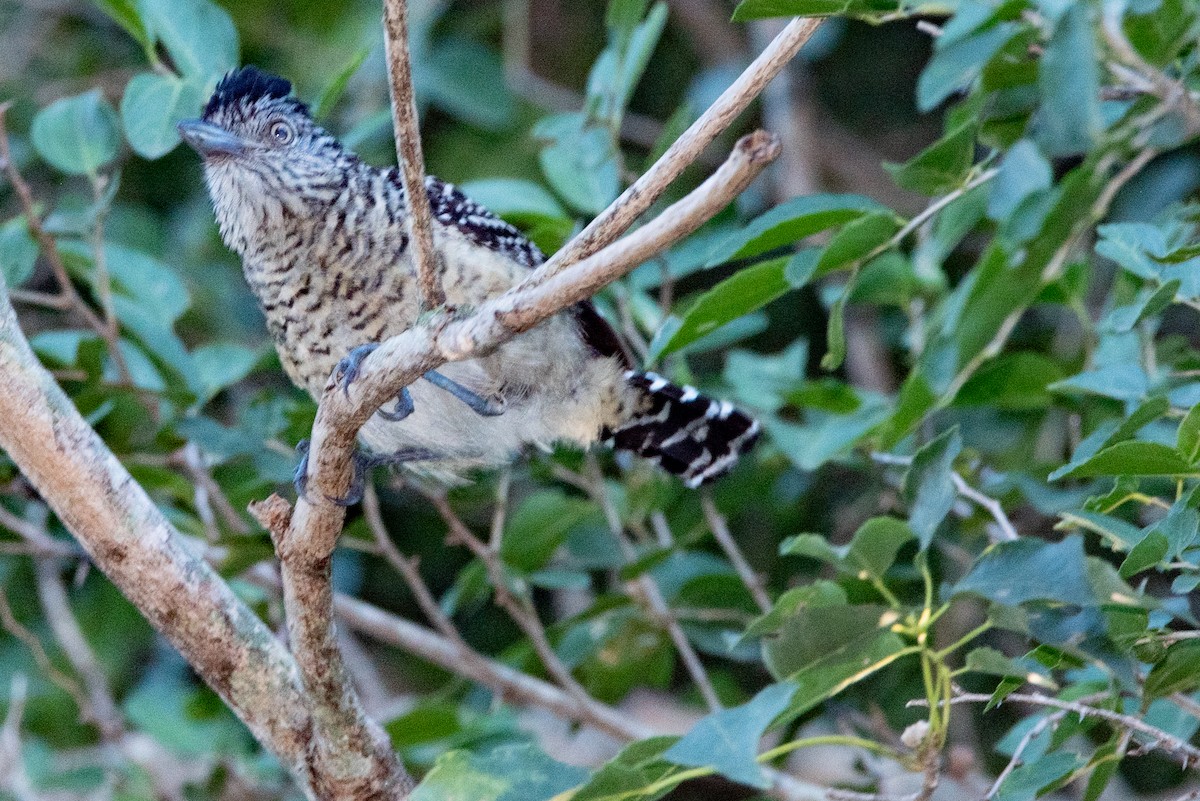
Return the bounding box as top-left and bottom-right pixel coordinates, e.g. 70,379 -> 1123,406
203,66 -> 300,119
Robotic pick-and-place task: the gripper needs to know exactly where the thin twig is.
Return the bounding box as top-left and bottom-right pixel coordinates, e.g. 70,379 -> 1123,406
0,102 -> 132,384
0,503 -> 80,557
0,675 -> 41,801
34,559 -> 126,741
361,483 -> 468,646
871,453 -> 1018,544
916,692 -> 1200,766
983,708 -> 1068,799
700,489 -> 772,612
586,458 -> 723,712
382,0 -> 444,310
249,494 -> 412,800
423,490 -> 599,707
533,18 -> 821,282
0,589 -> 90,715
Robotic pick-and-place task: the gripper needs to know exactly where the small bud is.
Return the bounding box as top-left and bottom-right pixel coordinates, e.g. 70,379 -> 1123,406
901,720 -> 931,749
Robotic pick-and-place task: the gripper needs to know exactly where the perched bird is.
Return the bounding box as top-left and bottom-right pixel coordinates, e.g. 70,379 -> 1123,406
178,66 -> 758,497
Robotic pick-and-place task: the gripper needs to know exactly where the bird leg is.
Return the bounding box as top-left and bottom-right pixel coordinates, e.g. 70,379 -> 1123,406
293,439 -> 435,506
422,370 -> 506,416
335,344 -> 503,419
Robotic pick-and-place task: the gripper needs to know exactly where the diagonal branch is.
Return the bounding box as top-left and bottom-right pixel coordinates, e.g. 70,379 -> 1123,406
533,17 -> 821,280
382,0 -> 444,310
0,278 -> 330,800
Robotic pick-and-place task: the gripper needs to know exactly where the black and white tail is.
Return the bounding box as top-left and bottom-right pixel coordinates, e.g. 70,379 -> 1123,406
607,371 -> 760,488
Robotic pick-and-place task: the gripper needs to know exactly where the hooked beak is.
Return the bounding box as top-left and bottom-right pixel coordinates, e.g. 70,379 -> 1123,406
177,119 -> 246,158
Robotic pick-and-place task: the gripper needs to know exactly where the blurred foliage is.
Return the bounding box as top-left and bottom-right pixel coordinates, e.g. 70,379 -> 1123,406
3,0 -> 1200,800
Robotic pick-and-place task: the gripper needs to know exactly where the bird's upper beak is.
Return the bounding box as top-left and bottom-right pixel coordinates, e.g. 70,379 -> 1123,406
177,119 -> 246,158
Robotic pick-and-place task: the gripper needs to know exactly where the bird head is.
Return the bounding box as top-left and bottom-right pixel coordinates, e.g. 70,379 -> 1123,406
178,66 -> 322,163
179,66 -> 352,254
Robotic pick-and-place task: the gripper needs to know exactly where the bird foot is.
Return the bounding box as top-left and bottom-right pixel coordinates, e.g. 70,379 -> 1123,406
293,440 -> 437,507
333,345 -> 505,421
333,343 -> 415,420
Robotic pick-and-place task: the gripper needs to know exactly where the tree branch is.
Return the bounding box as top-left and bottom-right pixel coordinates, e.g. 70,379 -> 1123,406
382,0 -> 444,310
0,278 -> 339,800
249,494 -> 412,800
533,17 -> 821,281
243,565 -> 826,801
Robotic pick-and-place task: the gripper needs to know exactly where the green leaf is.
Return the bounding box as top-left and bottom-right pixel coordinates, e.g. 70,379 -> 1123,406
814,211 -> 901,275
1049,363 -> 1150,403
384,702 -> 462,748
953,535 -> 1098,607
1119,530 -> 1168,578
765,398 -> 890,472
820,291 -> 847,371
31,90 -> 121,176
955,352 -> 1064,410
996,751 -> 1087,801
458,179 -> 567,221
120,72 -> 208,159
421,37 -> 516,131
988,139 -> 1052,221
191,343 -> 260,404
314,48 -> 370,120
409,744 -> 587,801
1037,3 -> 1102,156
731,0 -> 901,20
745,581 -> 847,639
917,23 -> 1022,111
94,0 -> 151,49
1105,279 -> 1180,333
535,113 -> 620,215
104,244 -> 190,324
0,217 -> 38,288
571,738 -> 683,801
902,426 -> 963,548
654,255 -> 796,359
964,647 -> 1058,690
846,517 -> 915,581
139,0 -> 238,81
501,490 -> 596,571
663,683 -> 794,788
885,121 -> 977,196
1144,641 -> 1200,698
764,604 -> 907,717
1056,441 -> 1195,479
1177,404 -> 1200,464
706,194 -> 885,266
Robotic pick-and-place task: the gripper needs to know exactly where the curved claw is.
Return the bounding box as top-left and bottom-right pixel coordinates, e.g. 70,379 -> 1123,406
323,447 -> 439,507
333,343 -> 380,397
422,370 -> 506,417
376,387 -> 414,421
292,439 -> 312,499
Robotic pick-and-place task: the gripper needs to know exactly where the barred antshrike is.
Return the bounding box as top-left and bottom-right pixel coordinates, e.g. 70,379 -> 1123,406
179,66 -> 758,497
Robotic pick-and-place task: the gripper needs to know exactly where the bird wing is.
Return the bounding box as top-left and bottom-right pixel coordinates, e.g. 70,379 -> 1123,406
425,176 -> 634,368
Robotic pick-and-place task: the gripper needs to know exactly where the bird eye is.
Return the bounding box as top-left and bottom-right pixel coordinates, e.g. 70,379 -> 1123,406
269,120 -> 294,145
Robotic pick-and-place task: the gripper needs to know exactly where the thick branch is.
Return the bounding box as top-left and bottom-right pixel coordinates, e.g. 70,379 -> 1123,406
0,281 -> 328,799
250,495 -> 412,801
382,0 -> 444,310
244,566 -> 825,801
534,17 -> 821,279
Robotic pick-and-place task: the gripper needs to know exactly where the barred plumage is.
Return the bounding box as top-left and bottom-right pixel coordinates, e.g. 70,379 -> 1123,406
180,66 -> 758,487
